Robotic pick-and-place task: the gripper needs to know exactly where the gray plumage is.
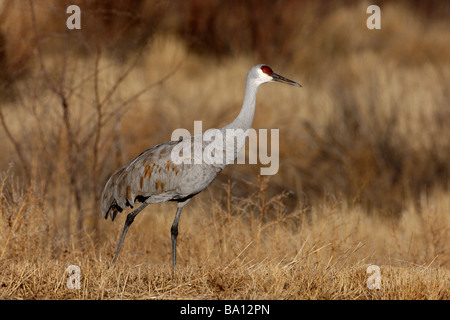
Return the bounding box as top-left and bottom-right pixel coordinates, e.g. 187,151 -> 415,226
101,137 -> 223,221
101,64 -> 300,267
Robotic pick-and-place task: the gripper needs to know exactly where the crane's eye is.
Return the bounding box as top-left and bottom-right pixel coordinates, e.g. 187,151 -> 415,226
261,65 -> 273,76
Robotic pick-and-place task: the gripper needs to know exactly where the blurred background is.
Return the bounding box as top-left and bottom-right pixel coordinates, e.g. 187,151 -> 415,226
0,0 -> 448,262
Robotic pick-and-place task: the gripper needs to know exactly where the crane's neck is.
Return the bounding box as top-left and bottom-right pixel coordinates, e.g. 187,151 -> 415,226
224,76 -> 260,132
220,75 -> 261,161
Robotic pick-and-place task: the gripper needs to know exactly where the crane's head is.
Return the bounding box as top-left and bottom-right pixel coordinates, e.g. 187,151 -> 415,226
250,64 -> 301,87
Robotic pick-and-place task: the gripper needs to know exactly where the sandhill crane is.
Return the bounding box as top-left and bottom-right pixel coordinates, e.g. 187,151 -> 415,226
101,64 -> 300,267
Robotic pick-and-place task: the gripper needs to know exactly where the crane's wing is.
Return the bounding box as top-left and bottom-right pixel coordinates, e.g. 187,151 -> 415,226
101,136 -> 224,221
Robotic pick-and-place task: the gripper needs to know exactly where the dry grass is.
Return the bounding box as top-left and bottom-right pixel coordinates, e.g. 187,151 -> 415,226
0,1 -> 449,299
1,260 -> 448,300
0,176 -> 449,299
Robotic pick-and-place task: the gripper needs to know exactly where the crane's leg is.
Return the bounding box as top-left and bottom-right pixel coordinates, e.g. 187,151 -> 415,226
170,207 -> 182,269
111,202 -> 150,266
171,199 -> 191,269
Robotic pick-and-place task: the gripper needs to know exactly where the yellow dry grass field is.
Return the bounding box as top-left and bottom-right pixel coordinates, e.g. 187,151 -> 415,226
1,182 -> 449,299
0,1 -> 449,300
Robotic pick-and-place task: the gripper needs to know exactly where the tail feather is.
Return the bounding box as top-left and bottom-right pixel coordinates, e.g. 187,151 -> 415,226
102,199 -> 123,221
101,166 -> 127,221
109,205 -> 122,221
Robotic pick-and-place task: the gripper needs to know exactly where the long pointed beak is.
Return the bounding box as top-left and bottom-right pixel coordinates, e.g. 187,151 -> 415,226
272,73 -> 301,87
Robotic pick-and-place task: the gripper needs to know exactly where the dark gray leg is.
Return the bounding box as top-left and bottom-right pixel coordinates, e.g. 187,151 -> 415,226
111,202 -> 150,266
171,207 -> 183,269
